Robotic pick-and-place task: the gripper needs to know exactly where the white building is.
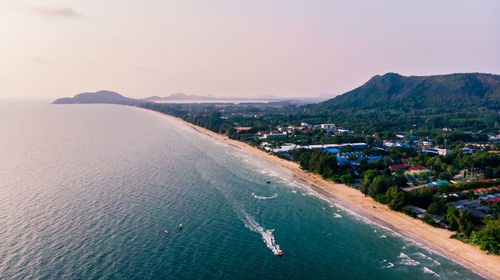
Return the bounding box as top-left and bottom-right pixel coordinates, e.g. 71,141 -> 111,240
321,124 -> 335,130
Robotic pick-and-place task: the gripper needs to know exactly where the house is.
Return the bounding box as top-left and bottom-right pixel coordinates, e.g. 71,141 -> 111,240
321,124 -> 335,130
396,143 -> 411,148
400,158 -> 410,166
235,127 -> 252,132
462,148 -> 475,154
422,148 -> 451,156
422,148 -> 439,154
337,129 -> 353,134
453,200 -> 490,218
383,140 -> 396,147
427,180 -> 450,187
260,142 -> 270,147
395,132 -> 407,138
307,144 -> 324,150
489,197 -> 500,204
389,164 -> 407,171
408,205 -> 427,218
408,166 -> 427,171
405,166 -> 429,177
438,148 -> 452,156
488,134 -> 500,141
349,143 -> 368,149
336,156 -> 351,165
326,148 -> 341,154
272,143 -> 297,153
263,132 -> 287,139
419,140 -> 434,147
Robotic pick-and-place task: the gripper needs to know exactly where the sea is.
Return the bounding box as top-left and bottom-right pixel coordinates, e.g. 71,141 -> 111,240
0,101 -> 485,279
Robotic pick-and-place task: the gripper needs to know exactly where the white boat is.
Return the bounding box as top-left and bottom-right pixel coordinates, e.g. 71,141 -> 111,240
178,224 -> 183,229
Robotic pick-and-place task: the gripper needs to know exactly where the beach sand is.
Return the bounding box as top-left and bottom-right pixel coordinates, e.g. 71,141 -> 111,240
143,108 -> 500,280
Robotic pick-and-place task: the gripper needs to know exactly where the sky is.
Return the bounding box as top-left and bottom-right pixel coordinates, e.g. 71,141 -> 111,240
0,0 -> 499,99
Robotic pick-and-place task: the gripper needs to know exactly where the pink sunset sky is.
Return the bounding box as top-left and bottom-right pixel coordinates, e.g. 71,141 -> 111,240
0,0 -> 499,99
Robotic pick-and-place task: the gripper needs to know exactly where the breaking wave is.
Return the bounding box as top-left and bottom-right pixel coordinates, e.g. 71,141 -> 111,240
398,252 -> 420,266
422,267 -> 440,277
252,193 -> 278,200
413,252 -> 441,266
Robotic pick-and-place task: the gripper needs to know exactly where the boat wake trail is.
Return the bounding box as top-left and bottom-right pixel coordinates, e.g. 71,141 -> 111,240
251,193 -> 278,200
242,211 -> 281,255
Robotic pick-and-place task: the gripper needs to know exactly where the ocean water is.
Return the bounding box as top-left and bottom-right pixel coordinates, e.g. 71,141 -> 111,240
0,102 -> 485,279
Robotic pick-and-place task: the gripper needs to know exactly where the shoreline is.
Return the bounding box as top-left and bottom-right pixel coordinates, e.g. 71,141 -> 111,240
140,107 -> 500,279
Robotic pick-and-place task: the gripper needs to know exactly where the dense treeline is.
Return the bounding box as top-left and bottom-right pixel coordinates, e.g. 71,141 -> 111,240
289,149 -> 340,179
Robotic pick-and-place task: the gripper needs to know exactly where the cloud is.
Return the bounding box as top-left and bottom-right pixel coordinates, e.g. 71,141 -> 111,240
0,1 -> 84,19
31,6 -> 84,18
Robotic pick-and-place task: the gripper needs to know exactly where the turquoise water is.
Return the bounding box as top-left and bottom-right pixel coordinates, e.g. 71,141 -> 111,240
0,102 -> 484,279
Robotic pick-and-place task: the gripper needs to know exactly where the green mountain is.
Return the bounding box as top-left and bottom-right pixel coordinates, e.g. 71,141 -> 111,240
304,73 -> 500,133
319,72 -> 500,110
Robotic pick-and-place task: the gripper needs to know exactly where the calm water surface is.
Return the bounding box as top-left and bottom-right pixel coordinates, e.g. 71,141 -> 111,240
0,102 -> 484,279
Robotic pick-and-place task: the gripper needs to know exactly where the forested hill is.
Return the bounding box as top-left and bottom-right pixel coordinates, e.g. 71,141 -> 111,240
53,90 -> 145,105
301,73 -> 500,133
317,73 -> 500,111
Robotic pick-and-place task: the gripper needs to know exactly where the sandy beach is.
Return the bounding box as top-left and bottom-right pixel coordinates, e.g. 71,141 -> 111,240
144,108 -> 500,279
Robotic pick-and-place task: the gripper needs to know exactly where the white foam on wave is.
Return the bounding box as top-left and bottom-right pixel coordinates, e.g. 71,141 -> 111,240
381,259 -> 394,269
242,211 -> 281,255
379,235 -> 387,238
422,266 -> 440,277
398,252 -> 421,266
333,213 -> 342,218
290,190 -> 297,194
252,193 -> 278,200
413,252 -> 441,266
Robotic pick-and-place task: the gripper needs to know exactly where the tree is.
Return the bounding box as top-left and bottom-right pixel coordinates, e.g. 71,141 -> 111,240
422,212 -> 434,225
457,209 -> 475,238
386,186 -> 406,211
427,202 -> 440,214
471,219 -> 500,254
340,173 -> 354,184
393,174 -> 408,188
361,170 -> 377,195
402,206 -> 416,218
406,187 -> 434,208
438,172 -> 451,181
368,175 -> 393,198
444,204 -> 459,230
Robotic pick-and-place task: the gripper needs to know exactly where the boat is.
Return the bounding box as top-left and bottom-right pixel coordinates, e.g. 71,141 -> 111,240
164,230 -> 168,234
272,243 -> 282,256
178,224 -> 183,229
